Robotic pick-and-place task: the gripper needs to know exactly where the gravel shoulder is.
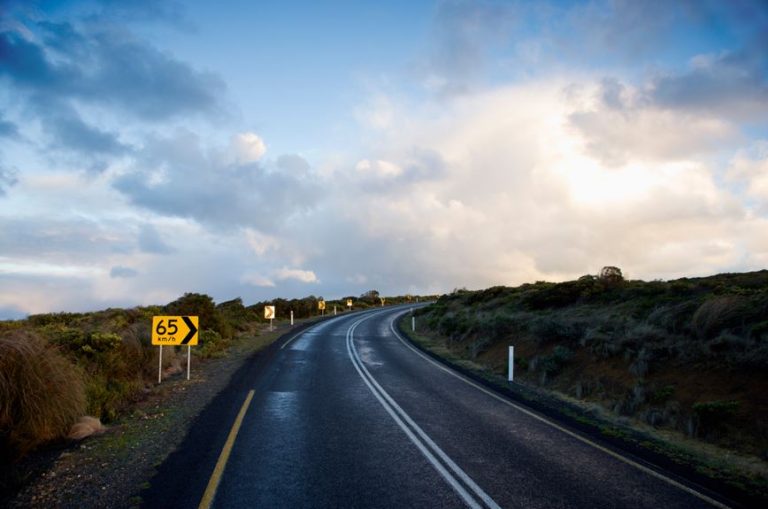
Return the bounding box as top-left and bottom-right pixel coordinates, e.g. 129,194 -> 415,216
6,319 -> 323,509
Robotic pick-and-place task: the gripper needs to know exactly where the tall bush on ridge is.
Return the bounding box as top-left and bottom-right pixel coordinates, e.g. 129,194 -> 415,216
164,293 -> 232,339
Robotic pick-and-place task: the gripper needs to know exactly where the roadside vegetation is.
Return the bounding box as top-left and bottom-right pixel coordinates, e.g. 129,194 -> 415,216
0,290 -> 422,466
412,268 -> 768,496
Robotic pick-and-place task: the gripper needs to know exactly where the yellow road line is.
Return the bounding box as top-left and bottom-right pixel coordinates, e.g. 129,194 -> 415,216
198,389 -> 255,509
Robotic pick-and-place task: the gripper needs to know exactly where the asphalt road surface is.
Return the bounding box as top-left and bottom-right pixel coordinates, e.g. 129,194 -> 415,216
143,306 -> 732,509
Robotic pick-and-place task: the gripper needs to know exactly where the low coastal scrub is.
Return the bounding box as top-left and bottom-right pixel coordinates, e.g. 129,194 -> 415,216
416,269 -> 768,459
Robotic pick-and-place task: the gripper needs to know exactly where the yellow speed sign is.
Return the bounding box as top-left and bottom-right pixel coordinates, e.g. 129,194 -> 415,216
152,316 -> 199,346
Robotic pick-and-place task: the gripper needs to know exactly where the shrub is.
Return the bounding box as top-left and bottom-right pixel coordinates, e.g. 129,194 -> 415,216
196,329 -> 228,358
649,385 -> 675,405
537,345 -> 573,382
0,332 -> 86,457
691,296 -> 748,340
530,315 -> 584,344
165,293 -> 232,339
691,400 -> 740,439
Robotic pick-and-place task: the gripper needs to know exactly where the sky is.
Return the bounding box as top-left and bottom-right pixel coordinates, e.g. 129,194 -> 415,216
0,0 -> 767,318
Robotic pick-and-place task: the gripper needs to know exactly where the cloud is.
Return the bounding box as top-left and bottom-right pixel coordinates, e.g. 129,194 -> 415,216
355,159 -> 403,178
231,132 -> 266,164
40,99 -> 131,156
421,0 -> 519,95
0,115 -> 19,138
0,215 -> 134,263
0,20 -> 224,122
301,79 -> 766,293
244,228 -> 280,256
0,167 -> 17,196
113,130 -> 319,231
727,140 -> 768,206
110,265 -> 138,278
241,272 -> 275,288
567,79 -> 738,166
138,224 -> 173,254
648,36 -> 768,122
274,267 -> 318,284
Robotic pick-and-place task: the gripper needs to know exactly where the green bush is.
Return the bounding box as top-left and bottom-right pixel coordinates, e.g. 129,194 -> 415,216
196,329 -> 228,358
530,315 -> 584,344
165,293 -> 232,339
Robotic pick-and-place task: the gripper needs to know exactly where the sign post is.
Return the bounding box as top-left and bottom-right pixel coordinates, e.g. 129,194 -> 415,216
152,316 -> 199,383
264,305 -> 275,331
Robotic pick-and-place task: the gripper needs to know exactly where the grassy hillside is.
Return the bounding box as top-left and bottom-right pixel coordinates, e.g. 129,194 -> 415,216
416,270 -> 768,460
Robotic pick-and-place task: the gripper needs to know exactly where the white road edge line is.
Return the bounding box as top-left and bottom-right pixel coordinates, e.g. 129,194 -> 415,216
389,312 -> 731,509
347,314 -> 501,509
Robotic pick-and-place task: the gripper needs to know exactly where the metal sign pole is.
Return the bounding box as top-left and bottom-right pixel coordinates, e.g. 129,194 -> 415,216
187,344 -> 191,381
158,345 -> 163,384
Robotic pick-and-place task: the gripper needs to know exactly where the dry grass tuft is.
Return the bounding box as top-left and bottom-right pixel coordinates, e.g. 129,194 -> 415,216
0,331 -> 86,457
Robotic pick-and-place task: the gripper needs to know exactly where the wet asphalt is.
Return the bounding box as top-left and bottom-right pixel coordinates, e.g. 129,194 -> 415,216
142,306 -> 729,509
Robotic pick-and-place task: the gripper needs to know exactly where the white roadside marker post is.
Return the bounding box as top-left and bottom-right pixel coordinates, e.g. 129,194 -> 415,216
508,346 -> 514,382
412,315 -> 416,332
158,345 -> 163,384
290,310 -> 294,326
334,305 -> 337,315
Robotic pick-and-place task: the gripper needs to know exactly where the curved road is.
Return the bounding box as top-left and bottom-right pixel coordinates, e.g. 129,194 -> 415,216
143,306 -> 730,508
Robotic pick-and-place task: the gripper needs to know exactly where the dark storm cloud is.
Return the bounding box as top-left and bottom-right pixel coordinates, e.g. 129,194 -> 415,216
113,132 -> 319,231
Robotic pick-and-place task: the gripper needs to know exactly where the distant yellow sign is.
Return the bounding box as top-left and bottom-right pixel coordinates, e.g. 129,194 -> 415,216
152,316 -> 199,346
380,297 -> 386,306
318,300 -> 326,310
264,306 -> 276,319
346,299 -> 353,308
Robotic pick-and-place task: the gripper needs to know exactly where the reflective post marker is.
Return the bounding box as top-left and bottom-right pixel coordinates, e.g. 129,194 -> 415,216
158,345 -> 163,384
290,310 -> 294,326
412,315 -> 415,332
334,306 -> 337,315
508,346 -> 514,382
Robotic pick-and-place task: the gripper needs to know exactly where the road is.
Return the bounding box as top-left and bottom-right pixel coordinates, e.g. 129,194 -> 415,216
143,306 -> 731,508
